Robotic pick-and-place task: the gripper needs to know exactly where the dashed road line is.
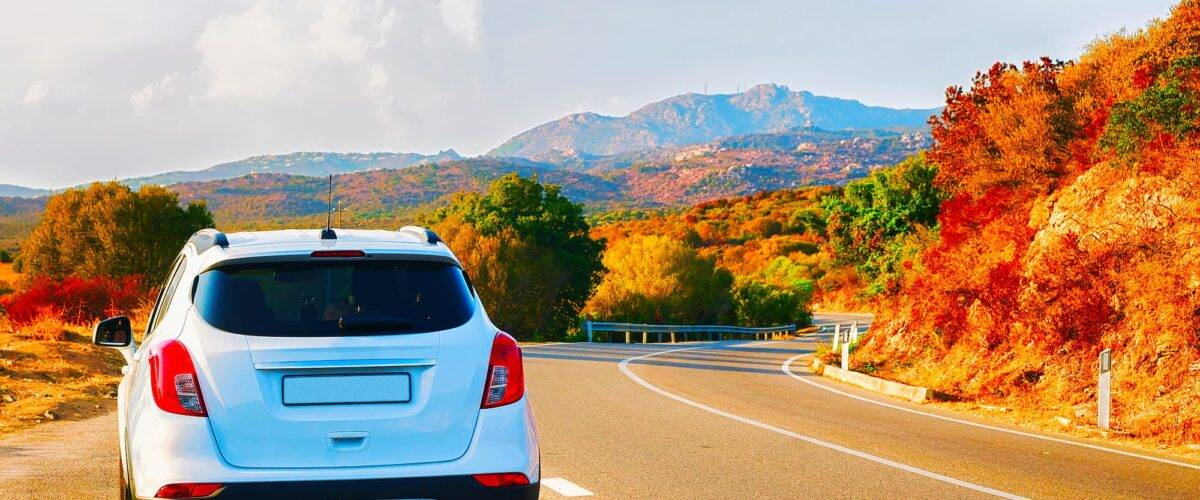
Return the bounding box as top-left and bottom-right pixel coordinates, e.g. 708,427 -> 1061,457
618,345 -> 1024,499
542,477 -> 594,497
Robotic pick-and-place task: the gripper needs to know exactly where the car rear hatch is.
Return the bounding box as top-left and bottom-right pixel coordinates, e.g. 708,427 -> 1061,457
188,257 -> 490,469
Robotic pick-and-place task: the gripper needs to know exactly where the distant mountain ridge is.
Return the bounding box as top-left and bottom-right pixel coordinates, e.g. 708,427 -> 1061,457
0,126 -> 927,220
487,83 -> 939,158
0,184 -> 50,198
122,150 -> 462,188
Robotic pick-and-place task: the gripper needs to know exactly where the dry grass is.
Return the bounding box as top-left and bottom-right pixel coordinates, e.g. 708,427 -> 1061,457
850,330 -> 1200,461
0,262 -> 20,290
0,316 -> 125,434
13,316 -> 72,341
0,262 -> 19,298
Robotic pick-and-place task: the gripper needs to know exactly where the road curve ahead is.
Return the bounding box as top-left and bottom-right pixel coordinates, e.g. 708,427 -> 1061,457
527,313 -> 1200,498
3,312 -> 1198,499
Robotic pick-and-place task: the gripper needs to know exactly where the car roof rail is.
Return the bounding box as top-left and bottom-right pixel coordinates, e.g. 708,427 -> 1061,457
398,225 -> 443,245
188,229 -> 230,254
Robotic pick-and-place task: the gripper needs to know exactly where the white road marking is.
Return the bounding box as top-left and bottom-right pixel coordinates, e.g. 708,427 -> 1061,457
780,350 -> 1200,472
542,477 -> 594,497
521,342 -> 570,348
618,346 -> 1024,499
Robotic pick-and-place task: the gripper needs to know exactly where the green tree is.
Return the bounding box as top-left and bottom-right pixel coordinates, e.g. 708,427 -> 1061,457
585,235 -> 734,324
733,278 -> 813,327
1101,56 -> 1200,161
21,182 -> 214,285
433,174 -> 603,340
0,249 -> 11,263
822,154 -> 944,295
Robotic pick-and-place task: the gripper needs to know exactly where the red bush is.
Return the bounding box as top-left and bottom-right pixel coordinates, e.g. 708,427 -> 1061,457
0,275 -> 148,326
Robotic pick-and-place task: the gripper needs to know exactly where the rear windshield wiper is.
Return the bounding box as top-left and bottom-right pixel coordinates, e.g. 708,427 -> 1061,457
338,315 -> 415,333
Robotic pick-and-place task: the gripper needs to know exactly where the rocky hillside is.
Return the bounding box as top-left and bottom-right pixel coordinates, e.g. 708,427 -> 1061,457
488,84 -> 938,157
854,2 -> 1200,445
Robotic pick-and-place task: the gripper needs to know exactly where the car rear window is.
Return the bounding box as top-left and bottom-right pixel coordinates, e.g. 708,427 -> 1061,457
193,260 -> 475,336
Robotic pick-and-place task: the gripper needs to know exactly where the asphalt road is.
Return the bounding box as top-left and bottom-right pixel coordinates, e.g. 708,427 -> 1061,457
3,312 -> 1199,498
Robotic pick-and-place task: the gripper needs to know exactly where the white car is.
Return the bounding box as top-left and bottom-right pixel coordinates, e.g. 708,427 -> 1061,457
93,227 -> 540,499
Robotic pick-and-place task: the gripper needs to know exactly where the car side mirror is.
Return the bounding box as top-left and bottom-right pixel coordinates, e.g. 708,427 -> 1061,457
94,316 -> 133,347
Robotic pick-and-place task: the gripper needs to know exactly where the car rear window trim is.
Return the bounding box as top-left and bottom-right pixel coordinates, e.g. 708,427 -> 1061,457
196,252 -> 461,275
191,257 -> 475,337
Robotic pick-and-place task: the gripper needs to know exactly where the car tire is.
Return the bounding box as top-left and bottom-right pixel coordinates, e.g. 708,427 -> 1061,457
118,454 -> 133,500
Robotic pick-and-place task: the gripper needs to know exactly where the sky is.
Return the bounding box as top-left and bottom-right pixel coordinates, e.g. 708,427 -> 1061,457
0,0 -> 1179,189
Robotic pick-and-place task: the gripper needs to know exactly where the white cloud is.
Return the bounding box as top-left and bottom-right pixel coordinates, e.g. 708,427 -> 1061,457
194,0 -> 402,102
437,0 -> 482,47
21,81 -> 50,105
366,63 -> 389,94
309,1 -> 372,62
195,1 -> 307,101
130,73 -> 179,115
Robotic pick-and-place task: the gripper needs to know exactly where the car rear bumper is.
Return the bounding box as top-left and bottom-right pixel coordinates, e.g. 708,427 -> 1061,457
128,396 -> 540,499
203,476 -> 538,500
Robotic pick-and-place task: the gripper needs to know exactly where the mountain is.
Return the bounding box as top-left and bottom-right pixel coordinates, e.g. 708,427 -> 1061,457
0,126 -> 928,244
590,127 -> 929,205
165,126 -> 926,225
170,158 -> 623,225
0,184 -> 50,198
122,150 -> 462,188
488,84 -> 939,158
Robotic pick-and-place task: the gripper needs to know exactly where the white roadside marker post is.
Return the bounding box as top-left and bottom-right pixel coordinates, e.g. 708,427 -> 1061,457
841,330 -> 850,371
832,324 -> 842,349
1098,349 -> 1112,430
851,322 -> 859,344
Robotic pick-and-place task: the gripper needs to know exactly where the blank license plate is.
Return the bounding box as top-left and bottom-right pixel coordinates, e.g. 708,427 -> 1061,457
283,373 -> 411,406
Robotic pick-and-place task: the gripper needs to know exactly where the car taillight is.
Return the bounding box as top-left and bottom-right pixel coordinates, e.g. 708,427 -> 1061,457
155,482 -> 224,498
149,339 -> 207,417
473,473 -> 530,487
481,331 -> 524,408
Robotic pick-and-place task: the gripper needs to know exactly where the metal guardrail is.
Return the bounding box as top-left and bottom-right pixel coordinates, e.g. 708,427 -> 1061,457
584,321 -> 797,343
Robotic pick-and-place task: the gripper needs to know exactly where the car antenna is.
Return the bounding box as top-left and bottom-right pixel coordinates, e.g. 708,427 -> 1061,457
321,174 -> 336,240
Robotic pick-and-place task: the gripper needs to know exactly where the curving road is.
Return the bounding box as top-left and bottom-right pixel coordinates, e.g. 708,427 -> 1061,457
527,313 -> 1200,498
3,313 -> 1199,498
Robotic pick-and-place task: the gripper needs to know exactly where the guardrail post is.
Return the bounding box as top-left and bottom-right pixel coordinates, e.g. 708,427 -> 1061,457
840,330 -> 850,371
625,331 -> 630,344
670,331 -> 676,343
1098,349 -> 1112,430
585,321 -> 593,343
642,331 -> 648,344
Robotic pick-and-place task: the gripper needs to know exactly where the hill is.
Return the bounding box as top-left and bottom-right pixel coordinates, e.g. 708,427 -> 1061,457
851,1 -> 1200,445
170,158 -> 623,228
488,84 -> 939,157
174,127 -> 927,224
121,150 -> 462,188
579,127 -> 929,205
591,187 -> 862,310
0,184 -> 50,199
